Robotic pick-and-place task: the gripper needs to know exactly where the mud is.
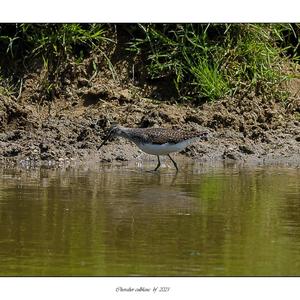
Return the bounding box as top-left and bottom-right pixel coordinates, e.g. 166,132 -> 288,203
0,61 -> 299,168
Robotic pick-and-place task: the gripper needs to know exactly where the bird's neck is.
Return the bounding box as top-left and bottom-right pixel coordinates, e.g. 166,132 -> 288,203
116,126 -> 132,139
117,127 -> 143,144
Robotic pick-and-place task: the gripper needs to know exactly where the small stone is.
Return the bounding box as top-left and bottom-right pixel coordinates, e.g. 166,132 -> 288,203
239,144 -> 255,154
78,77 -> 89,87
4,147 -> 21,157
140,115 -> 158,128
115,155 -> 127,161
185,114 -> 204,125
101,157 -> 112,162
223,148 -> 242,160
0,133 -> 8,141
39,143 -> 49,153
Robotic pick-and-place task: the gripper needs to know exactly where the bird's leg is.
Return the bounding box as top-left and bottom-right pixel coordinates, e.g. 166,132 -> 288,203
168,154 -> 179,172
97,132 -> 112,150
154,155 -> 161,171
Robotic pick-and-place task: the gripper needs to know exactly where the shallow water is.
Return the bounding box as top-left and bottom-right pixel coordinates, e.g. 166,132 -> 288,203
0,161 -> 299,276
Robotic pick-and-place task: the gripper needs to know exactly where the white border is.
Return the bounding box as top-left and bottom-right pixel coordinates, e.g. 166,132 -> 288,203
1,277 -> 300,300
1,1 -> 300,300
0,0 -> 299,22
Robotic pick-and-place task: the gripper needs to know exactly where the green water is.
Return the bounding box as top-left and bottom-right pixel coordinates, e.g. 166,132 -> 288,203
0,162 -> 299,276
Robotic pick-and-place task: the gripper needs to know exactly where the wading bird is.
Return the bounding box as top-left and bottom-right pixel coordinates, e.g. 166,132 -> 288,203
98,124 -> 208,172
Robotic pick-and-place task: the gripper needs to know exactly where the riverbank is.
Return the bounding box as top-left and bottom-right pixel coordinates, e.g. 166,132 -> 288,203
0,24 -> 299,168
0,77 -> 299,168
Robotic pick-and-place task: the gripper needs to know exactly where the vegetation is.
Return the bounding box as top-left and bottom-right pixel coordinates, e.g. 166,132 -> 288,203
128,24 -> 300,102
0,24 -> 111,99
0,23 -> 299,102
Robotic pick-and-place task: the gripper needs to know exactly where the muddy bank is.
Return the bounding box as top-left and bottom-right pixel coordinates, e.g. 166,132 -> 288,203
0,80 -> 299,168
0,24 -> 300,169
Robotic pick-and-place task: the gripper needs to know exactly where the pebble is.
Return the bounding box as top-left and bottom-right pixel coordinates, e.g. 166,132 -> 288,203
239,144 -> 255,154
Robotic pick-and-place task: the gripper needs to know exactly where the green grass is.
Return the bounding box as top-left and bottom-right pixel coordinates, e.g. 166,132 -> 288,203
128,24 -> 300,102
0,24 -> 109,64
0,24 -> 111,100
0,23 -> 299,103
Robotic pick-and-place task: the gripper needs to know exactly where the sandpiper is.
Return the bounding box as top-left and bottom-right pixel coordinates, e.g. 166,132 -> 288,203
98,125 -> 208,171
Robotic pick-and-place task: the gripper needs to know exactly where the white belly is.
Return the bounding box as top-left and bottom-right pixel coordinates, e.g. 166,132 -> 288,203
136,139 -> 195,155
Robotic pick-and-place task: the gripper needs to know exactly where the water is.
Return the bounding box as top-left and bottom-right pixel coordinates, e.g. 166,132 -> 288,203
0,162 -> 299,276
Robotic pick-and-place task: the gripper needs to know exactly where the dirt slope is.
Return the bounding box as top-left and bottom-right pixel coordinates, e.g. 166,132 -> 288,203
0,73 -> 299,167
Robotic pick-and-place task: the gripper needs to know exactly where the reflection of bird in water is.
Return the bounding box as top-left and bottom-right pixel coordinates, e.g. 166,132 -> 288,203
104,171 -> 199,225
98,124 -> 208,172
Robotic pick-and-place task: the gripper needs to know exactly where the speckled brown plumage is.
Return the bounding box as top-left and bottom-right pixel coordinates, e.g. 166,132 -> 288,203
98,125 -> 208,171
124,127 -> 208,145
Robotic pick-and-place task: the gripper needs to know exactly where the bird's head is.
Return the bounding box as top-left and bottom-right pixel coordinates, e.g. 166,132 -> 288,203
98,124 -> 124,150
107,124 -> 124,137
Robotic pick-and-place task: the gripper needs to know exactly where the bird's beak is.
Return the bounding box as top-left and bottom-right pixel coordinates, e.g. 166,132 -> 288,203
98,131 -> 112,150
